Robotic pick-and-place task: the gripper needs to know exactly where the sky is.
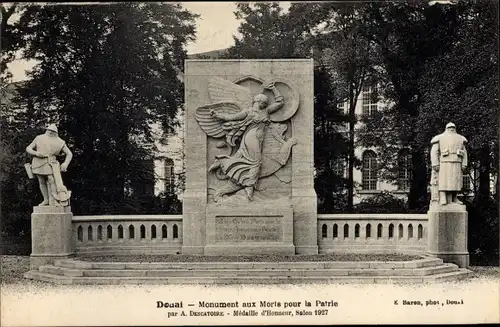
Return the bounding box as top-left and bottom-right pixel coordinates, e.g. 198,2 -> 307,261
6,2 -> 291,82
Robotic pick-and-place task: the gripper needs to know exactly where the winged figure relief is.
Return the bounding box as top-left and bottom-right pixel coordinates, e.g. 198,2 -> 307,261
195,76 -> 299,202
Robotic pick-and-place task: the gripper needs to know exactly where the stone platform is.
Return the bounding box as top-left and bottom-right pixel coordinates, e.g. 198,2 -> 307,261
24,256 -> 472,284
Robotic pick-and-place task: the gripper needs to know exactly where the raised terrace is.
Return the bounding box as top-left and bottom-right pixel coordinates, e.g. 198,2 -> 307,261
24,59 -> 472,285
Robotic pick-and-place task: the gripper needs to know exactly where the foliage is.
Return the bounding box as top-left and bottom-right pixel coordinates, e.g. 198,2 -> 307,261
223,2 -> 308,59
1,3 -> 197,235
313,67 -> 349,213
417,0 -> 498,203
465,196 -> 499,265
354,1 -> 498,209
354,191 -> 407,213
0,3 -> 25,84
292,2 -> 382,211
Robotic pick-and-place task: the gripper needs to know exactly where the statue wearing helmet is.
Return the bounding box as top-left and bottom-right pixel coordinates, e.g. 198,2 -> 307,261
26,124 -> 73,206
430,122 -> 468,205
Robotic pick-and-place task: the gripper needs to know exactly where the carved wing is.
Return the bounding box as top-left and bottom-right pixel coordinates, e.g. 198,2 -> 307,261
195,102 -> 242,138
208,77 -> 253,110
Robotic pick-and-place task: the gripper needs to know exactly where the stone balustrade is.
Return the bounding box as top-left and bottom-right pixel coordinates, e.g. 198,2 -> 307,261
317,214 -> 428,254
72,215 -> 183,256
72,214 -> 428,256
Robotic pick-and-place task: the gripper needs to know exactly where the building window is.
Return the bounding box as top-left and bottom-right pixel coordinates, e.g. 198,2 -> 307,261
330,157 -> 346,178
337,101 -> 348,115
164,158 -> 175,194
398,150 -> 412,191
462,168 -> 471,191
362,83 -> 378,115
362,150 -> 378,190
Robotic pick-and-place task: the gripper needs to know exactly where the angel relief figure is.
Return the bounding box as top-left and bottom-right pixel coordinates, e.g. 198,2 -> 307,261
195,77 -> 299,202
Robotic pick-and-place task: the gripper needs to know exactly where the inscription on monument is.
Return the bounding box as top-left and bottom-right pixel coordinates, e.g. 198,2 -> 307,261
215,216 -> 283,243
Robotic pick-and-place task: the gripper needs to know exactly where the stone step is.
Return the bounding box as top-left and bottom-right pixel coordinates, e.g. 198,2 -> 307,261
54,257 -> 444,270
23,269 -> 472,285
423,268 -> 473,282
23,271 -> 73,285
40,263 -> 457,278
39,265 -> 84,277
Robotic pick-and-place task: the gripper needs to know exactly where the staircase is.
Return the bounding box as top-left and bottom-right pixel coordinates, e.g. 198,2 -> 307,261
23,256 -> 472,284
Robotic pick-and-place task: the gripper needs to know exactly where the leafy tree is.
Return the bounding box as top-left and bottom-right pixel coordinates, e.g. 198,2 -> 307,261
0,3 -> 24,84
356,1 -> 498,209
350,1 -> 498,262
417,0 -> 498,264
2,3 -> 197,221
355,1 -> 469,208
416,0 -> 498,204
1,4 -> 34,238
224,2 -> 308,59
312,66 -> 349,213
292,2 -> 381,211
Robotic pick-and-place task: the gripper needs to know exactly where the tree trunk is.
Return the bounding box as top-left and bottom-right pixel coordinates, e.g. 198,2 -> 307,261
0,4 -> 17,36
347,119 -> 355,212
347,85 -> 357,213
408,148 -> 428,209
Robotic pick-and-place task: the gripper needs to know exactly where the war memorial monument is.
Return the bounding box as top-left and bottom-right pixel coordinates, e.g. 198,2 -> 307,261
23,59 -> 472,284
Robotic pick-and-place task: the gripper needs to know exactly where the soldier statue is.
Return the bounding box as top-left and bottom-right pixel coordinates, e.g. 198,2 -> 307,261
430,122 -> 468,205
26,124 -> 73,207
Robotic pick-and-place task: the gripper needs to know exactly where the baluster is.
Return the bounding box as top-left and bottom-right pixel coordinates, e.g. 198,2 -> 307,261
355,223 -> 361,240
77,225 -> 83,243
140,224 -> 146,241
82,223 -> 88,243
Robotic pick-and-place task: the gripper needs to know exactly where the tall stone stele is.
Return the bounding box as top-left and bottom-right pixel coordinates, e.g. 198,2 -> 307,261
427,122 -> 469,268
25,124 -> 74,269
183,59 -> 317,255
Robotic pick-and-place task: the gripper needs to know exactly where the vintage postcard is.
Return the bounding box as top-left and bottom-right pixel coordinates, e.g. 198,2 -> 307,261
1,1 -> 498,326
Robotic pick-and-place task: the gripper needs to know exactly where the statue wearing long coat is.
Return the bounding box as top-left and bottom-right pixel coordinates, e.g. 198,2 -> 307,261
430,130 -> 468,191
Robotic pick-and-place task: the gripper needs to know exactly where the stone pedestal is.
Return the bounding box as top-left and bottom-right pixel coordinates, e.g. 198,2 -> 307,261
292,190 -> 318,255
204,202 -> 295,255
181,191 -> 207,255
30,206 -> 73,270
427,203 -> 469,268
